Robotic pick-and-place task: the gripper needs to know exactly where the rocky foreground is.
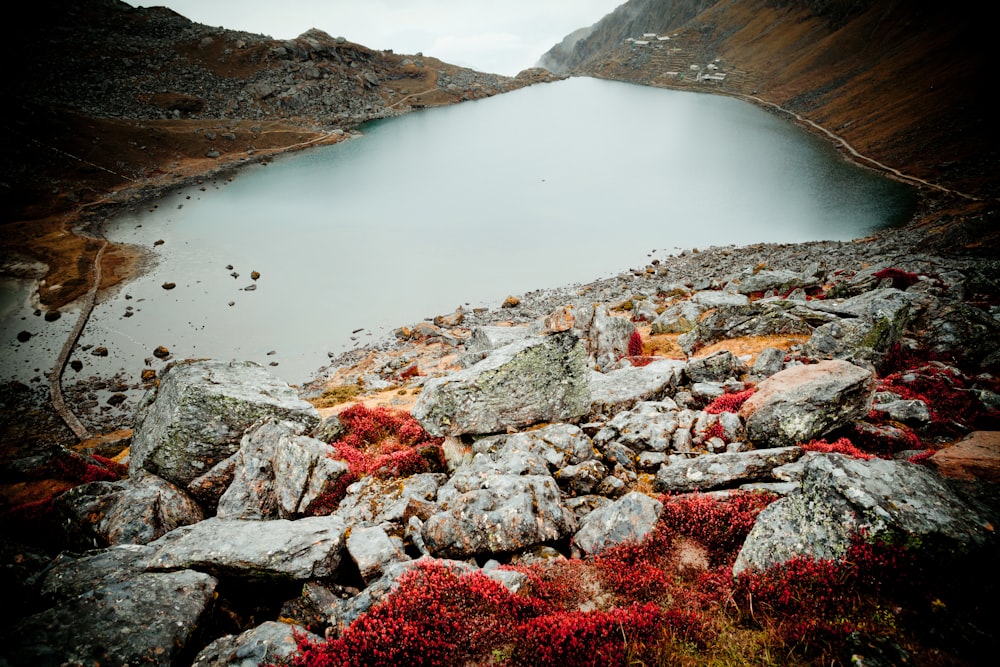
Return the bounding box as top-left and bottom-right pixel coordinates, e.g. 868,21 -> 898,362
2,219 -> 998,666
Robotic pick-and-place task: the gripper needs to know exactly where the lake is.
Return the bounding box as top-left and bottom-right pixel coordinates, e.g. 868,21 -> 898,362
1,76 -> 915,390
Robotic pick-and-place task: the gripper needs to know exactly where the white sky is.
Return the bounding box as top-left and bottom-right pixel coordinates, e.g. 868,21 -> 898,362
128,1 -> 624,76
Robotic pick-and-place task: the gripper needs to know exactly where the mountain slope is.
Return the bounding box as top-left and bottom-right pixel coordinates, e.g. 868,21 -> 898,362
539,0 -> 996,206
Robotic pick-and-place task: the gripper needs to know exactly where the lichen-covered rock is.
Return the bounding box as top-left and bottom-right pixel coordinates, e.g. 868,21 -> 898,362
332,473 -> 447,527
192,621 -> 318,667
803,288 -> 919,363
215,419 -> 349,520
691,290 -> 750,308
4,546 -> 217,667
146,515 -> 348,581
731,269 -> 805,295
580,304 -> 636,371
474,423 -> 597,472
594,400 -> 682,453
129,360 -> 320,487
739,360 -> 874,448
654,447 -> 803,493
685,350 -> 746,383
56,471 -> 204,548
422,474 -> 576,559
572,491 -> 663,557
586,360 -> 685,418
554,459 -> 609,495
733,453 -> 995,575
412,331 -> 590,436
650,300 -> 704,334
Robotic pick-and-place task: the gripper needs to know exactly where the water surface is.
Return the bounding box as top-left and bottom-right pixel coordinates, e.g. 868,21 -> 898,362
1,77 -> 914,388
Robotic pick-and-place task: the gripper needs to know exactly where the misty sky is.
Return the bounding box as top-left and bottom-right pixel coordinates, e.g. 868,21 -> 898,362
128,1 -> 624,75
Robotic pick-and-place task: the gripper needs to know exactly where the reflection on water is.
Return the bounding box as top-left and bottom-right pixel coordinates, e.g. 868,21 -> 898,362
1,77 -> 914,388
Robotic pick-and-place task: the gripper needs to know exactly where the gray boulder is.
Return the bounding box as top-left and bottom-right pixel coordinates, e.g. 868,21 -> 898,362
422,474 -> 577,559
587,360 -> 685,418
650,300 -> 705,334
56,471 -> 204,548
192,621 -> 318,667
129,360 -> 320,488
412,331 -> 590,436
332,473 -> 446,528
3,546 -> 217,667
572,491 -> 663,557
686,350 -> 746,383
346,524 -> 409,583
691,290 -> 750,308
554,459 -> 609,495
654,447 -> 803,493
731,269 -> 805,295
476,424 -> 597,472
578,304 -> 636,371
146,515 -> 348,581
594,400 -> 682,453
215,419 -> 349,520
739,360 -> 874,448
733,454 -> 995,575
750,347 -> 786,378
803,289 -> 918,363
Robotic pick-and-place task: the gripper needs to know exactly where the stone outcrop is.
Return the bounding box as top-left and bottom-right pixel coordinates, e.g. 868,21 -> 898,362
215,419 -> 350,520
739,360 -> 874,447
192,621 -> 318,667
412,331 -> 590,436
422,473 -> 577,559
146,515 -> 348,581
572,491 -> 663,556
930,431 -> 1000,483
129,360 -> 320,488
733,454 -> 994,575
55,470 -> 203,548
654,446 -> 804,493
2,545 -> 217,666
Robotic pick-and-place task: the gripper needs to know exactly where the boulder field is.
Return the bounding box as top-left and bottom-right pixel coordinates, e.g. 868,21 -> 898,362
2,231 -> 999,665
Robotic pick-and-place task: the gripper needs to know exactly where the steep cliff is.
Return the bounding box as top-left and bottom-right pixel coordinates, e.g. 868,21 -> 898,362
539,0 -> 995,205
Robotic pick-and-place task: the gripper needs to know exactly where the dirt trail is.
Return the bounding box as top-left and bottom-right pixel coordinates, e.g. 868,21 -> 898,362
743,94 -> 984,202
48,236 -> 108,441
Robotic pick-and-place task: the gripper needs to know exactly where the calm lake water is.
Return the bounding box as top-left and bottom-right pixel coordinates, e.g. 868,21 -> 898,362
1,77 -> 914,389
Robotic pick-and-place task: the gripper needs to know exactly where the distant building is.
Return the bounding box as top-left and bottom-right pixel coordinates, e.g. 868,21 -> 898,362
634,40 -> 650,46
643,33 -> 657,38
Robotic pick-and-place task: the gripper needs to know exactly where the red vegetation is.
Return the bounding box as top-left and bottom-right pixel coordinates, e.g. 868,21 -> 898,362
627,330 -> 644,357
396,364 -> 420,381
874,362 -> 999,435
732,535 -> 915,650
703,388 -> 755,414
800,437 -> 875,460
873,267 -> 921,290
307,405 -> 444,515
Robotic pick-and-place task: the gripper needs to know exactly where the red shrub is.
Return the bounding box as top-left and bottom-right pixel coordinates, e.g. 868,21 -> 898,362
512,604 -> 664,667
627,330 -> 644,357
732,535 -> 914,652
800,437 -> 874,460
704,388 -> 755,414
308,405 -> 444,515
284,561 -> 544,667
873,267 -> 920,290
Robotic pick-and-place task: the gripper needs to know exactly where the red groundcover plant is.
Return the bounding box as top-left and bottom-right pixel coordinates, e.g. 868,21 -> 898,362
306,404 -> 444,515
703,388 -> 755,414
